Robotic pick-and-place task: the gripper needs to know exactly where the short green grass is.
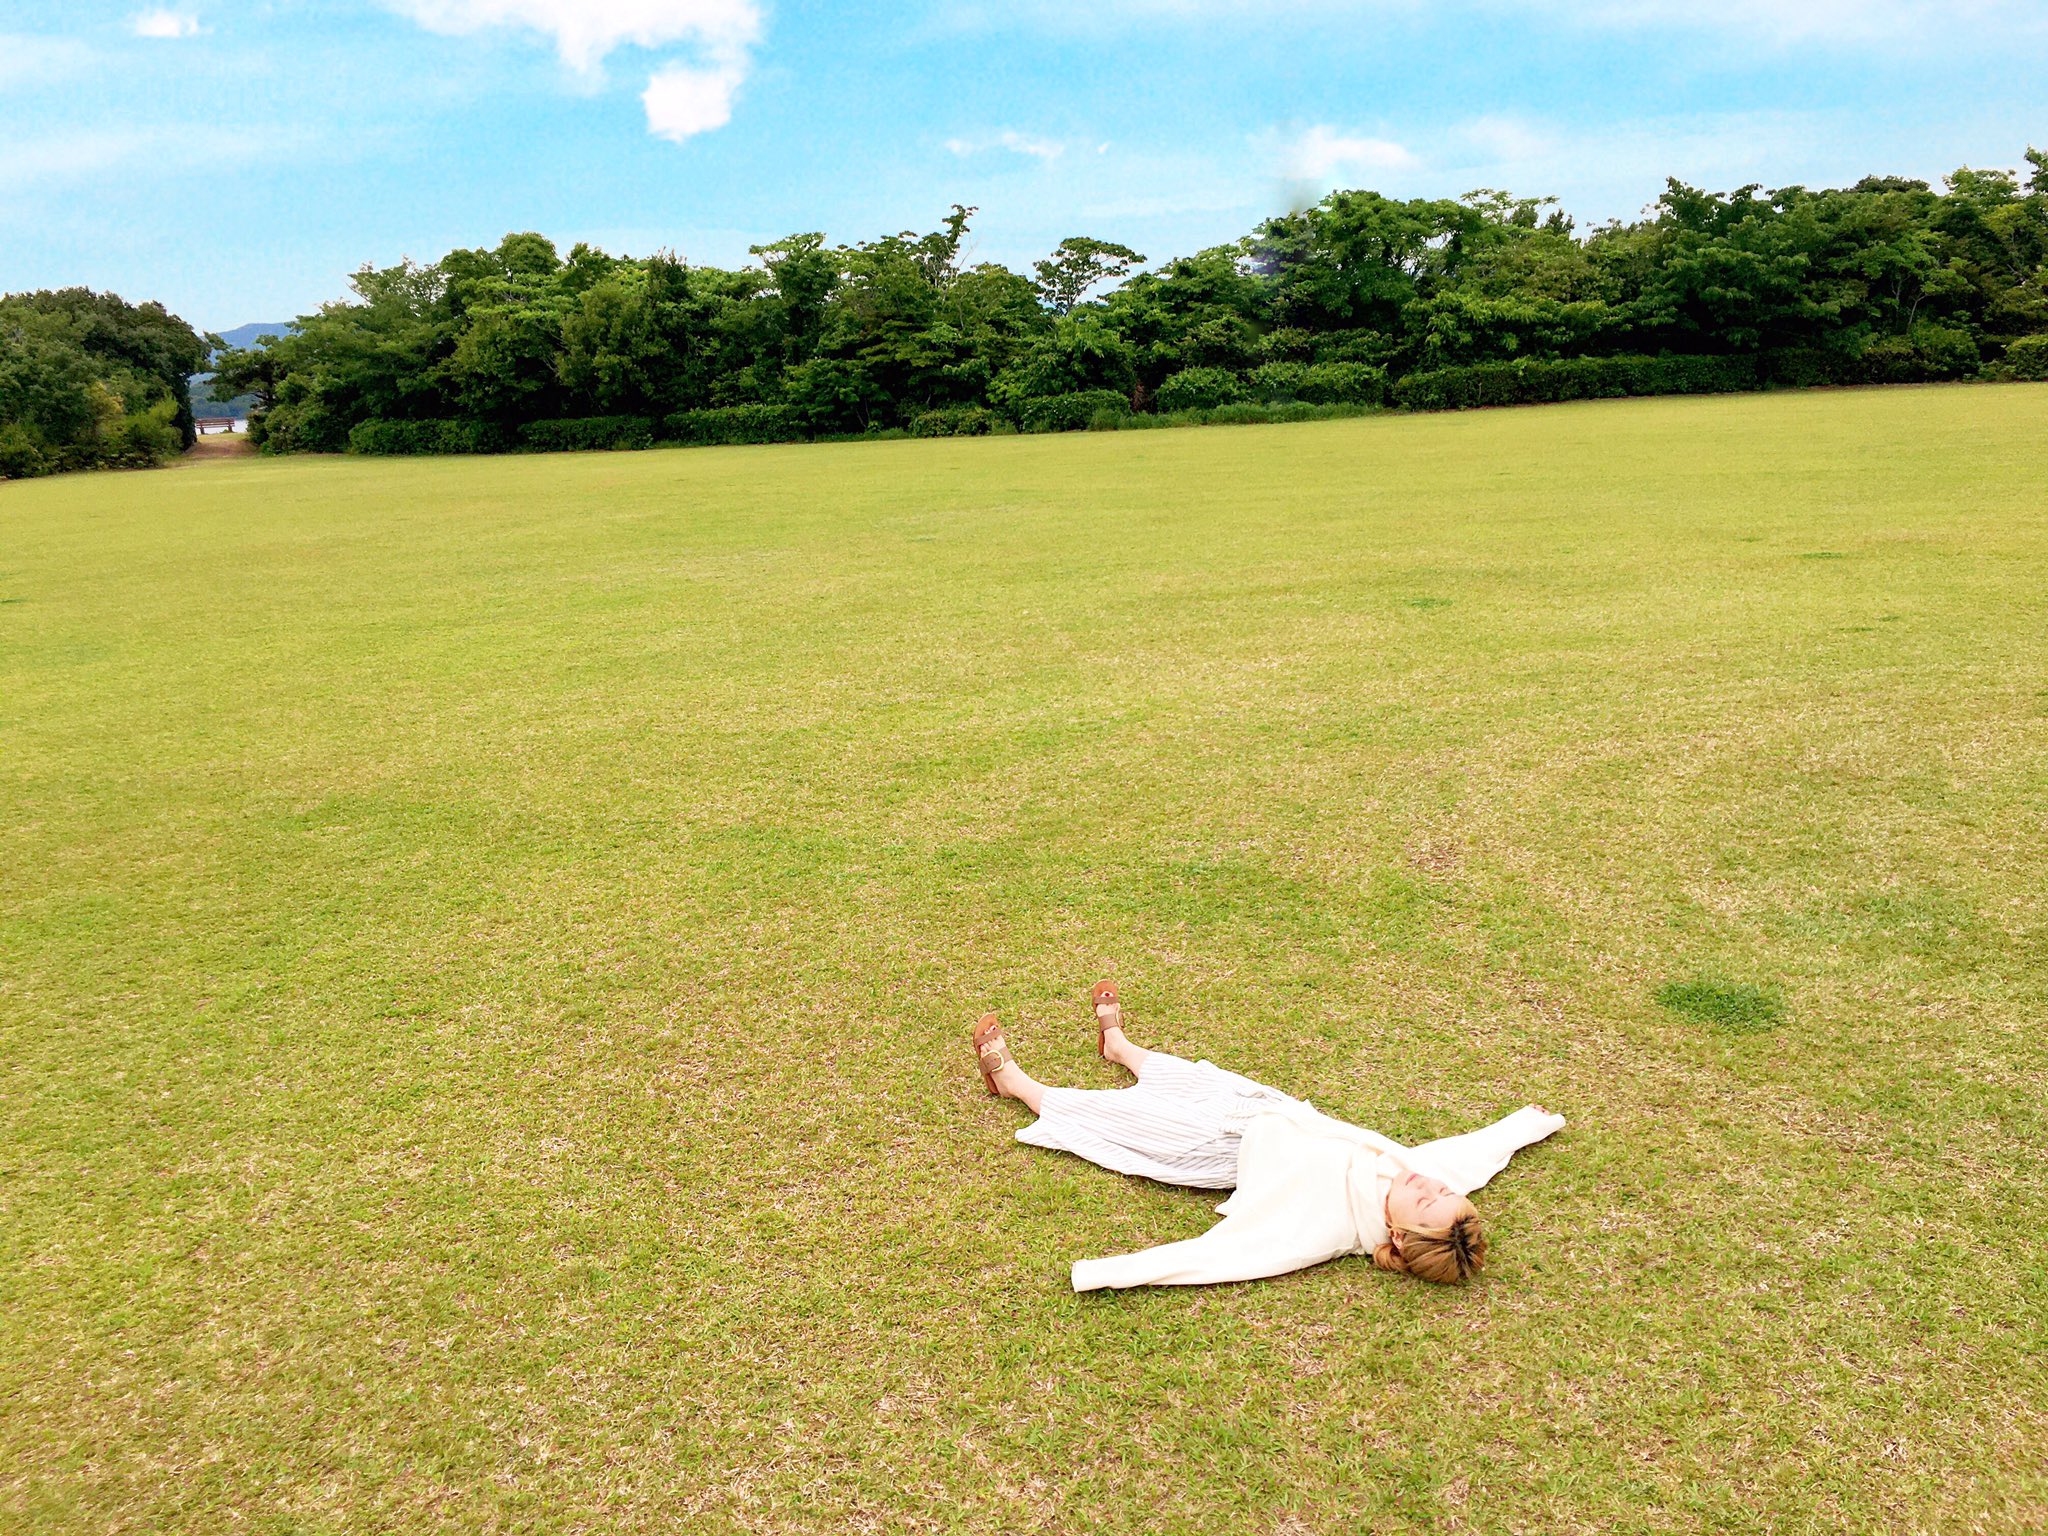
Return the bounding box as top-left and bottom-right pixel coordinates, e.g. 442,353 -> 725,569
4,385 -> 2046,1534
1654,978 -> 1786,1033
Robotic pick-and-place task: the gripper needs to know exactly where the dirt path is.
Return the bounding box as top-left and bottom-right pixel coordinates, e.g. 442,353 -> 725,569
181,434 -> 256,464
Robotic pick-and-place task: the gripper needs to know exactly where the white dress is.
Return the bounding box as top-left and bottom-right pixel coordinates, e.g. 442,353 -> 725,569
1014,1051 -> 1568,1291
1015,1051 -> 1308,1189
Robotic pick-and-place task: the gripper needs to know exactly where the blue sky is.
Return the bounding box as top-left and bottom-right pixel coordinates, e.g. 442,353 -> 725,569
5,1 -> 2045,333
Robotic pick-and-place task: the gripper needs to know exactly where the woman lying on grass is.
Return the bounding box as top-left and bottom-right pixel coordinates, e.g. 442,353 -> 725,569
973,982 -> 1564,1291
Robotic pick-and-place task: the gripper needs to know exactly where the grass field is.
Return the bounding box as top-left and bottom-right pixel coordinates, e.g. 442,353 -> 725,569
4,385 -> 2046,1534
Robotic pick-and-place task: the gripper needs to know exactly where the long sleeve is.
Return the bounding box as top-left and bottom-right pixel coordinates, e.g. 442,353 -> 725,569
1070,1207 -> 1352,1291
1070,1118 -> 1365,1291
1404,1106 -> 1566,1196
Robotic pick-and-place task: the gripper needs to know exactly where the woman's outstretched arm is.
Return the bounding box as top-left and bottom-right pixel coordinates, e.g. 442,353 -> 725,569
1405,1106 -> 1567,1195
1071,1208 -> 1351,1291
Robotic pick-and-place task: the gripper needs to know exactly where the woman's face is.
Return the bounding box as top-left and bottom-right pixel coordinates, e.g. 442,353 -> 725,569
1385,1169 -> 1470,1237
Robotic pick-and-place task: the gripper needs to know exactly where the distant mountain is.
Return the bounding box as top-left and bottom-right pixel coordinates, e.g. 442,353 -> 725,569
189,383 -> 258,418
212,321 -> 293,351
191,322 -> 292,416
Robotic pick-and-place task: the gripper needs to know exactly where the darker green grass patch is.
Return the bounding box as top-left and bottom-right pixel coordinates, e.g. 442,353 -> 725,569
1798,550 -> 1848,560
1404,596 -> 1453,610
1654,976 -> 1786,1033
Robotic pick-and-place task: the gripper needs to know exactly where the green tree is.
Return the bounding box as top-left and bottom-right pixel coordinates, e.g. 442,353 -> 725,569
0,289 -> 207,476
1032,237 -> 1144,313
201,146 -> 2048,460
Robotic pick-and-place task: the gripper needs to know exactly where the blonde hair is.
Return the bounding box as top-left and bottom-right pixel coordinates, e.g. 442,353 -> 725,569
1373,1210 -> 1487,1285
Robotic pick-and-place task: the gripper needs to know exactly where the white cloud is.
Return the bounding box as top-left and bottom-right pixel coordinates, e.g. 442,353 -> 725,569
1284,125 -> 1416,183
131,9 -> 201,39
946,130 -> 1066,160
997,129 -> 1063,160
385,0 -> 760,71
643,59 -> 745,140
382,0 -> 763,140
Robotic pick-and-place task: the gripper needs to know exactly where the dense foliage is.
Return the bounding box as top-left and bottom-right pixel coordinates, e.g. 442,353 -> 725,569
150,150 -> 2048,459
0,290 -> 210,478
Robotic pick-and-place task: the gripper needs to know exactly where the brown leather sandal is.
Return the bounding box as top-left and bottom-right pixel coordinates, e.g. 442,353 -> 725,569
972,1012 -> 1013,1097
1089,980 -> 1121,1058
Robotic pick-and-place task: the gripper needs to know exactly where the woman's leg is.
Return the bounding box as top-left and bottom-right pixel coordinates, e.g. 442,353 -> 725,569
989,1029 -> 1155,1115
990,1057 -> 1048,1115
1093,993 -> 1153,1076
992,996 -> 1154,1111
1007,1045 -> 1243,1190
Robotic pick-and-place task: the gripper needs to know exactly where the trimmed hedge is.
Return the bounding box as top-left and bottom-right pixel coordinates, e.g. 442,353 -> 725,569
1768,327 -> 1988,388
1246,362 -> 1309,402
1153,367 -> 1246,412
663,404 -> 803,445
329,337 -> 2012,458
347,419 -> 417,455
1250,360 -> 1387,406
1019,390 -> 1131,432
1762,349 -> 1839,389
1393,354 -> 1759,411
1837,325 -> 1979,384
1906,324 -> 1981,379
2008,335 -> 2048,381
909,405 -> 997,437
1089,401 -> 1381,432
1300,362 -> 1387,406
347,419 -> 511,455
518,416 -> 657,452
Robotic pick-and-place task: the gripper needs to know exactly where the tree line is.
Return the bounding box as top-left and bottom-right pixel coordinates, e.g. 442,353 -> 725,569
0,289 -> 210,479
6,151 -> 2047,478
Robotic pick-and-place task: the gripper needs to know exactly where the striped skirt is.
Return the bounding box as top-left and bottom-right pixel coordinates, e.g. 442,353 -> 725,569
1014,1051 -> 1307,1190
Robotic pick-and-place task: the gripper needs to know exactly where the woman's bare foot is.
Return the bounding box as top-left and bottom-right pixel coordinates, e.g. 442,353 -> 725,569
1090,981 -> 1122,1049
972,1016 -> 1048,1113
1091,981 -> 1149,1074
